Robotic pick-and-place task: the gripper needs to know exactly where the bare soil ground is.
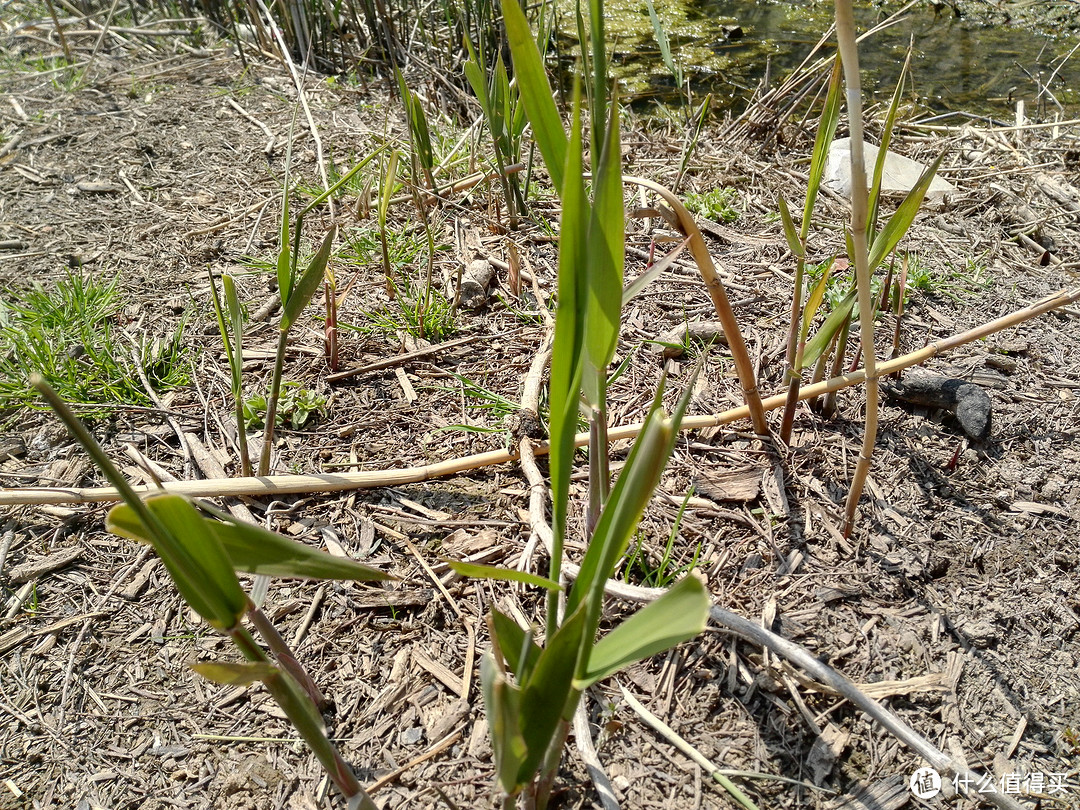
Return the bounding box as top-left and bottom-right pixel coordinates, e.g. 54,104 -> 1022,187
1,20 -> 1080,810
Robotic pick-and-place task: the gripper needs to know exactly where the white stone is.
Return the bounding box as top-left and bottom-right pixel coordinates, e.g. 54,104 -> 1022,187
823,137 -> 956,205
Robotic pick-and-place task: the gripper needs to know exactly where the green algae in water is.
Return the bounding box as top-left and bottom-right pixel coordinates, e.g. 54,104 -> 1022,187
571,0 -> 1080,116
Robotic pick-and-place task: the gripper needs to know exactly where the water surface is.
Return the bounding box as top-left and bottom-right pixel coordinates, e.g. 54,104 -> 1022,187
592,0 -> 1079,118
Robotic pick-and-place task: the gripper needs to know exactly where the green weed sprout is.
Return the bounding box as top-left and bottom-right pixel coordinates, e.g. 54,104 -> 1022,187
254,118 -> 390,476
446,2 -> 710,807
258,214 -> 336,476
32,376 -> 390,810
208,270 -> 252,476
776,57 -> 843,444
464,32 -> 528,228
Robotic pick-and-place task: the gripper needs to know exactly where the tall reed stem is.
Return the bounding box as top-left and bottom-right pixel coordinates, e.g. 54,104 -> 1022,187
833,0 -> 877,536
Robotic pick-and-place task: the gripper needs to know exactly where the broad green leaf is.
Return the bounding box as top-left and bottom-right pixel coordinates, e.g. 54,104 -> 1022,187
802,56 -> 843,240
281,226 -> 336,331
501,0 -> 567,193
481,652 -> 528,795
490,609 -> 542,683
567,404 -> 671,618
800,258 -> 836,343
867,153 -> 944,274
800,289 -> 857,369
777,195 -> 803,258
517,603 -> 587,784
587,0 -> 608,155
447,560 -> 560,591
107,494 -> 248,630
207,517 -> 393,581
547,91 -> 589,598
584,96 -> 625,378
577,575 -> 708,688
192,661 -> 278,686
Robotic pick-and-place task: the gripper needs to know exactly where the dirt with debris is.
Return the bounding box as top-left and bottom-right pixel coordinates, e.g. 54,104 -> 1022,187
1,15 -> 1079,810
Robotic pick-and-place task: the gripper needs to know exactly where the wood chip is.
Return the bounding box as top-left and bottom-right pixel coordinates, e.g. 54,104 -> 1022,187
694,464 -> 764,502
76,180 -> 121,193
395,367 -> 418,403
6,546 -> 82,584
828,774 -> 908,810
413,650 -> 464,696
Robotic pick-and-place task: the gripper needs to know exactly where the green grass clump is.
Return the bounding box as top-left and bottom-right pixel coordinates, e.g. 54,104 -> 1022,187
363,278 -> 457,342
0,273 -> 188,415
685,187 -> 740,222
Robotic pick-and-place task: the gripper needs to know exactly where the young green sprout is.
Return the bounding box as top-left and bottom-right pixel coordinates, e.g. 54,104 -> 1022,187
32,375 -> 390,809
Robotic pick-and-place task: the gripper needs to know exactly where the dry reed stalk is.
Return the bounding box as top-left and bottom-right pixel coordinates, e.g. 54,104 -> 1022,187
622,175 -> 769,435
832,0 -> 876,537
8,286 -> 1075,507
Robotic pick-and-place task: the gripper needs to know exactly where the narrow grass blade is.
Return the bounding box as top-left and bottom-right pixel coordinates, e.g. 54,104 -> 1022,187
622,236 -> 689,306
868,46 -> 912,235
301,145 -> 388,215
802,56 -> 843,240
587,0 -> 608,153
277,189 -> 292,308
577,574 -> 707,688
447,560 -> 560,590
282,226 -> 336,331
208,271 -> 236,372
866,154 -> 944,273
501,0 -> 567,193
645,0 -> 678,83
